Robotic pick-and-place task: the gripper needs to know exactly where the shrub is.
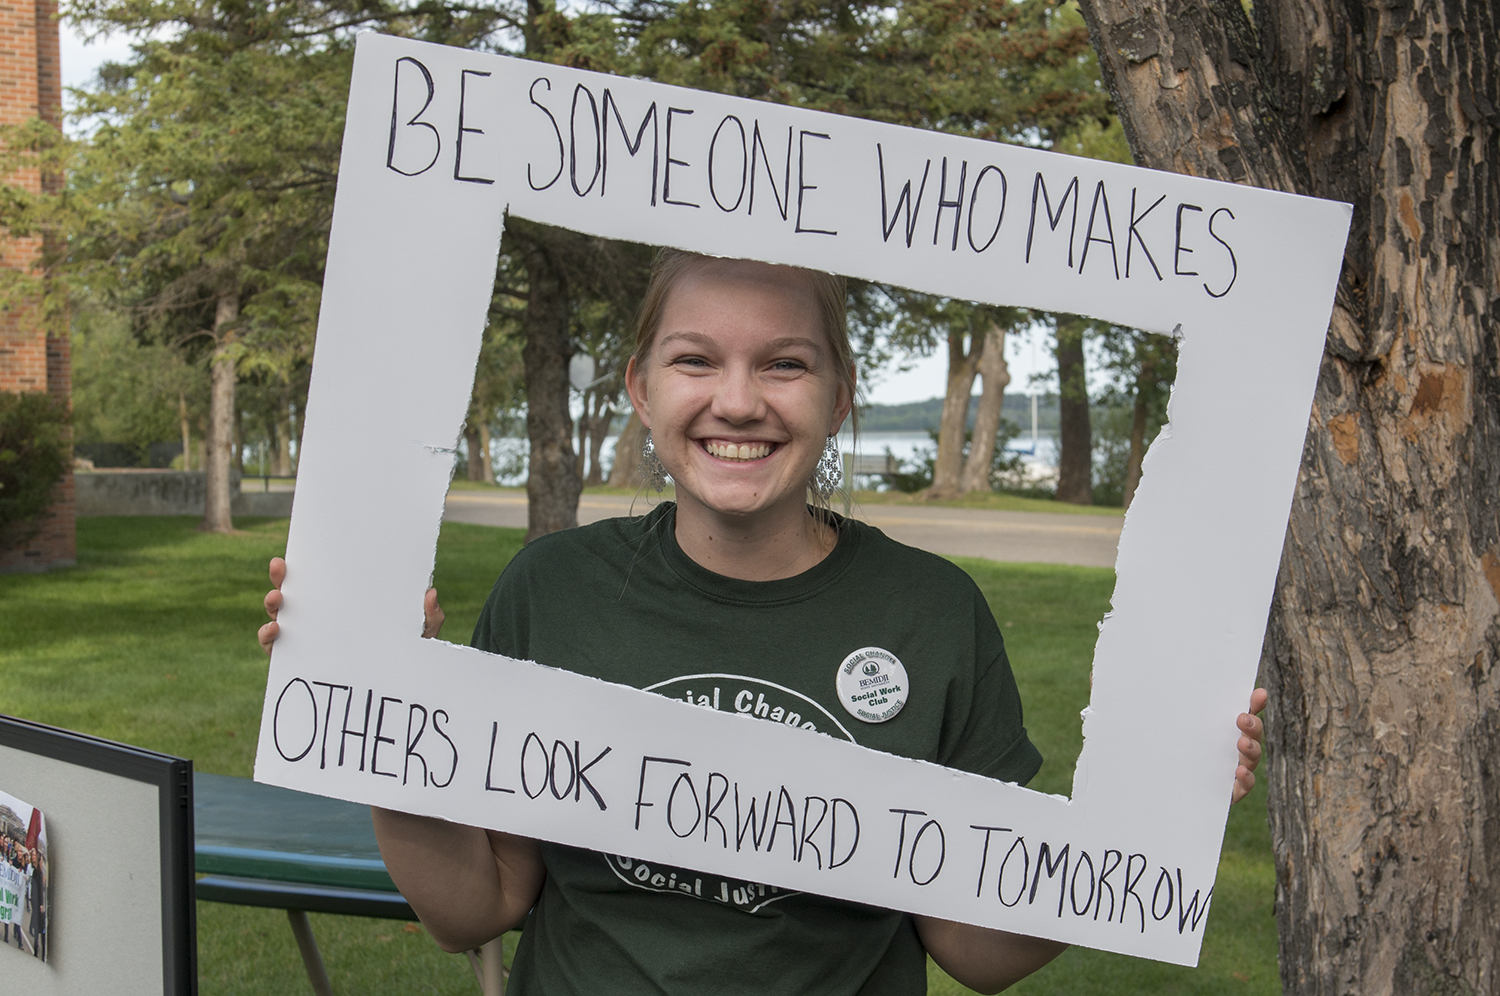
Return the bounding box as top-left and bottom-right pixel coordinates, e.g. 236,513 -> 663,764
1091,402 -> 1132,507
889,437 -> 935,492
0,391 -> 71,550
890,421 -> 1034,495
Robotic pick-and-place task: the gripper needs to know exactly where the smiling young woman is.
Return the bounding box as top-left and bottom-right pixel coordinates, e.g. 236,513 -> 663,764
624,253 -> 855,581
259,248 -> 1267,996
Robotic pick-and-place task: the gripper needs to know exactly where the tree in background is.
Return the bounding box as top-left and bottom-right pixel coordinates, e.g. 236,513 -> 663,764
570,280 -> 642,487
36,0 -> 1152,535
31,0 -> 643,542
888,0 -> 1123,499
1114,329 -> 1174,509
482,2 -> 654,536
41,0 -> 1134,535
234,263 -> 321,478
54,0 -> 584,528
958,324 -> 1011,494
59,1 -> 350,529
69,296 -> 207,467
461,326 -> 524,485
881,294 -> 1025,498
1050,313 -> 1091,503
1038,87 -> 1133,507
501,218 -> 651,540
1090,326 -> 1175,508
459,255 -> 530,485
1080,1 -> 1500,990
631,0 -> 1106,132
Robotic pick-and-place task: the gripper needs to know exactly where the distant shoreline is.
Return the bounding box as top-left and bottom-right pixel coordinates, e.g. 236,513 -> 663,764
581,392 -> 1062,438
857,392 -> 1062,434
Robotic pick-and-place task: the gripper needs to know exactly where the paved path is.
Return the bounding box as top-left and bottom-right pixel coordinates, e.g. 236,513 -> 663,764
443,491 -> 1122,569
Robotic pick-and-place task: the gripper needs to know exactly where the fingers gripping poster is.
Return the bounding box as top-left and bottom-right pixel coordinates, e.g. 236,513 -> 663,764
254,33 -> 1351,965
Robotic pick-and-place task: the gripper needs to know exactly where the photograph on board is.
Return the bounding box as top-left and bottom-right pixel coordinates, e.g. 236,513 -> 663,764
0,788 -> 48,962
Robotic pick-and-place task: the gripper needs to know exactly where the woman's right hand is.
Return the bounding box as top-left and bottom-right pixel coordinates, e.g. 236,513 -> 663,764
258,557 -> 445,656
257,557 -> 288,655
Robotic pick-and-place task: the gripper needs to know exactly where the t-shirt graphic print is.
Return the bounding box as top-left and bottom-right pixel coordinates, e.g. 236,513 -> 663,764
603,672 -> 860,915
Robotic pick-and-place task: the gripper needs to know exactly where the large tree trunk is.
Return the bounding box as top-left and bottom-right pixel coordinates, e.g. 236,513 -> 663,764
514,226 -> 581,541
608,410 -> 647,489
960,325 -> 1011,493
928,332 -> 981,498
1053,316 -> 1091,504
1079,2 -> 1500,993
200,287 -> 239,533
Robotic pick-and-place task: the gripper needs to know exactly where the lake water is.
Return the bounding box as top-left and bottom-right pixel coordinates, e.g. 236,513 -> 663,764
840,430 -> 1060,468
484,430 -> 1059,488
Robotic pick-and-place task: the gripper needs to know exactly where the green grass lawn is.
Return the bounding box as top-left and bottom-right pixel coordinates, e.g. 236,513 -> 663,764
849,490 -> 1125,517
0,516 -> 1275,995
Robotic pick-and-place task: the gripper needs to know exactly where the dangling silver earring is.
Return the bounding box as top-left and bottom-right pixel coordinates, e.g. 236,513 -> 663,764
641,431 -> 669,492
811,435 -> 842,500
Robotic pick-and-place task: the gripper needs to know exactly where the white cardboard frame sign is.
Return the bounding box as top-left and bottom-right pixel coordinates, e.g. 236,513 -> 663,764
254,32 -> 1350,966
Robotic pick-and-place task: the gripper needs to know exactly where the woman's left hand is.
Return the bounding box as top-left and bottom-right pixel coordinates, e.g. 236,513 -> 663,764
1232,687 -> 1269,805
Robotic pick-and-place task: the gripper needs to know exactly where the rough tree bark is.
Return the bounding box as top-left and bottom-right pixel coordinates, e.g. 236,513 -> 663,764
1054,316 -> 1092,504
512,225 -> 581,542
929,332 -> 983,498
960,324 -> 1011,493
200,287 -> 239,533
1078,2 -> 1500,993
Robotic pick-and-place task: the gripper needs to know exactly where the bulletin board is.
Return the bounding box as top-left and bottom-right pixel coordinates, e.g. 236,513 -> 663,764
0,715 -> 195,995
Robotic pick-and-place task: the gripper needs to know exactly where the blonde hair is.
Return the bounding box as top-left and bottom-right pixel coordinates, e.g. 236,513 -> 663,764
631,248 -> 858,441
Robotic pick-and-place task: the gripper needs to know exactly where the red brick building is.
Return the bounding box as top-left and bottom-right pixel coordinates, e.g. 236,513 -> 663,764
0,0 -> 72,572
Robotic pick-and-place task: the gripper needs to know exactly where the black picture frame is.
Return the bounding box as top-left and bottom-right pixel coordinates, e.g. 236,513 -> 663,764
0,714 -> 196,995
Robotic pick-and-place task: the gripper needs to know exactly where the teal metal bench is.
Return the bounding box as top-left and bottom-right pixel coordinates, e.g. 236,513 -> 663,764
194,772 -> 504,994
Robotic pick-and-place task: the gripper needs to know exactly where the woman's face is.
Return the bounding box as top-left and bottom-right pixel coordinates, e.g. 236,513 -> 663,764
625,260 -> 851,523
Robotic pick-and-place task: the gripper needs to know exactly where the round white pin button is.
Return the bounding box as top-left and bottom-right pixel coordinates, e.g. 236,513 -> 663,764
836,647 -> 909,723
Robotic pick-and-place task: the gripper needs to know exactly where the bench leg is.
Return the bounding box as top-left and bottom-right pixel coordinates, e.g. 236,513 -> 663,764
480,935 -> 506,996
287,909 -> 334,996
466,936 -> 507,996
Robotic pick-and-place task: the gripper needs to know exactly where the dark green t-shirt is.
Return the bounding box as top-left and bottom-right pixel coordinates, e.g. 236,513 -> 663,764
473,503 -> 1041,996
